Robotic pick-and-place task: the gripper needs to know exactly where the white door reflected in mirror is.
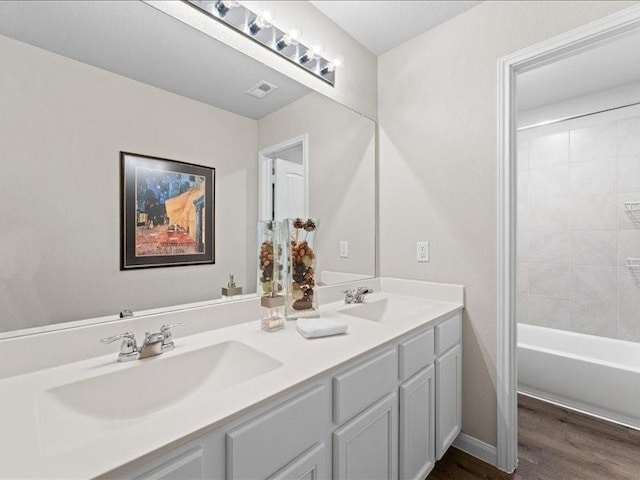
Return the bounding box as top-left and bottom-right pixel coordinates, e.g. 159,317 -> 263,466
274,157 -> 304,221
259,135 -> 309,221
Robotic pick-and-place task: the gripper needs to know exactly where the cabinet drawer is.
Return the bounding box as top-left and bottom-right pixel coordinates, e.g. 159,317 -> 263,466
399,329 -> 434,381
132,447 -> 204,480
435,313 -> 461,356
227,385 -> 325,480
333,348 -> 397,424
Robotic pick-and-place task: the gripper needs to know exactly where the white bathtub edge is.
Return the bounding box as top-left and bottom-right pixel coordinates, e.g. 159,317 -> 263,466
452,432 -> 498,467
518,387 -> 640,432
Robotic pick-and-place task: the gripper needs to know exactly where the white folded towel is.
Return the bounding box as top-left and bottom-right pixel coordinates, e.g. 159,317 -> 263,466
297,317 -> 348,339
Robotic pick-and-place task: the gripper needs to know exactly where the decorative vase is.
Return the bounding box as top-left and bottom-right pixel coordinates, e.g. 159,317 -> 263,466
285,218 -> 319,318
260,294 -> 286,332
257,220 -> 285,332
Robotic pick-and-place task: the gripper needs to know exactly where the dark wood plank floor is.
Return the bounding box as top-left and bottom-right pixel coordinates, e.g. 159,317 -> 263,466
428,394 -> 640,479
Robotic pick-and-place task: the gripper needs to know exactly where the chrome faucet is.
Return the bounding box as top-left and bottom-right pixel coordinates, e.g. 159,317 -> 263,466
344,286 -> 374,304
138,331 -> 165,359
101,323 -> 186,362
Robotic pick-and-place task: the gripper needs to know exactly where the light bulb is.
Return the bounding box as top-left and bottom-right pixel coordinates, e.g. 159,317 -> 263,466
288,27 -> 302,44
248,11 -> 274,35
321,55 -> 344,75
299,48 -> 314,64
214,0 -> 239,17
262,10 -> 274,26
299,44 -> 323,64
276,27 -> 302,50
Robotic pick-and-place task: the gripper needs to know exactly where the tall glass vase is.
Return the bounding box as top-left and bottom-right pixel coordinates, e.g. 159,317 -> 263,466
257,220 -> 285,331
285,218 -> 319,318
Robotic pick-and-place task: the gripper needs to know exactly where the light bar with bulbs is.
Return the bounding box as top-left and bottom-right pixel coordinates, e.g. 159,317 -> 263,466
185,0 -> 340,86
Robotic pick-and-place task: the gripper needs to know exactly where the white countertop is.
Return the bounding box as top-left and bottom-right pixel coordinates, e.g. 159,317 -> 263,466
0,281 -> 463,479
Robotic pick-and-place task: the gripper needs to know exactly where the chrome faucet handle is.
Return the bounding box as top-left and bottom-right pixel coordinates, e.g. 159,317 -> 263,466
100,332 -> 139,362
343,289 -> 356,304
356,286 -> 373,295
142,331 -> 165,345
160,323 -> 186,352
160,323 -> 186,333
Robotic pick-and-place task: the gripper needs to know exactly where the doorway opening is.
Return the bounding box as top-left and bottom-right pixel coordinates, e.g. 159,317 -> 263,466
497,5 -> 640,473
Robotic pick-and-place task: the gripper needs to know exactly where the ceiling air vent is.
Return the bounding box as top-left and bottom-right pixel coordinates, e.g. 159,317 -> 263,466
246,80 -> 278,99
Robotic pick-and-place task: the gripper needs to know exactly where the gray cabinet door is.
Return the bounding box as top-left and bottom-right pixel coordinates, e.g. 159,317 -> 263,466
333,393 -> 398,480
269,443 -> 326,480
399,366 -> 435,480
435,344 -> 462,460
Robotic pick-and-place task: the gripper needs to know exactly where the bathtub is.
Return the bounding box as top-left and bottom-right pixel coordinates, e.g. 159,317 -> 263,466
518,323 -> 640,429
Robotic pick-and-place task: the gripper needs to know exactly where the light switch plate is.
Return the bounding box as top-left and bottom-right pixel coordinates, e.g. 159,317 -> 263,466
417,242 -> 429,262
340,241 -> 349,258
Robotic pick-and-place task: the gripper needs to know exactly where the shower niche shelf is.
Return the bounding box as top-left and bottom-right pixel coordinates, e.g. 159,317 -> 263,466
626,258 -> 640,271
624,201 -> 640,213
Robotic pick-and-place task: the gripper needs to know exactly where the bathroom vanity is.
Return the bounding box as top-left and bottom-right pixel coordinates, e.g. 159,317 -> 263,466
0,278 -> 462,479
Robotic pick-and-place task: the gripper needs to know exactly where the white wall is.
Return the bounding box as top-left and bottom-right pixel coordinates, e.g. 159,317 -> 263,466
378,0 -> 637,447
258,93 -> 376,280
146,1 -> 378,120
0,34 -> 258,331
517,103 -> 640,342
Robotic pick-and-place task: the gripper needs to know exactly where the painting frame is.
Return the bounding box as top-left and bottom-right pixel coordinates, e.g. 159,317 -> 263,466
120,151 -> 215,270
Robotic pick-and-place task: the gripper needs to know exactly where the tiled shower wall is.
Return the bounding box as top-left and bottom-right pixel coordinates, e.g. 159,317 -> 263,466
517,107 -> 640,342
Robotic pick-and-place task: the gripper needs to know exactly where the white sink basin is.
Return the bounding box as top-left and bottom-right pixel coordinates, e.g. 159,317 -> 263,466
36,341 -> 282,455
339,296 -> 439,323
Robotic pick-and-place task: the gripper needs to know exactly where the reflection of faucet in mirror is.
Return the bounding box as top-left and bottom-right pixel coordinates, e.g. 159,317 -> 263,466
344,287 -> 374,304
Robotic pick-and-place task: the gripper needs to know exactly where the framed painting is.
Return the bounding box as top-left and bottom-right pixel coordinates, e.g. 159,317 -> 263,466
120,152 -> 215,269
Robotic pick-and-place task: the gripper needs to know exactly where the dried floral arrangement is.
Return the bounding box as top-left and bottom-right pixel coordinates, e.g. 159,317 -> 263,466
258,220 -> 283,296
288,218 -> 317,313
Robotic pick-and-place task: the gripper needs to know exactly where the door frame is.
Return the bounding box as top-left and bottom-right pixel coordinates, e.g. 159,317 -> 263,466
258,134 -> 309,221
496,5 -> 640,473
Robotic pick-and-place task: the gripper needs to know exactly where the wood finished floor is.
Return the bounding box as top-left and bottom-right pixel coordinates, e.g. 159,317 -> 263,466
428,394 -> 640,479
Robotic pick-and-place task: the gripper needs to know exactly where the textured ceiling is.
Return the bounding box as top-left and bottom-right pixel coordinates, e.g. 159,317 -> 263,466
0,1 -> 310,120
518,29 -> 640,111
310,0 -> 481,55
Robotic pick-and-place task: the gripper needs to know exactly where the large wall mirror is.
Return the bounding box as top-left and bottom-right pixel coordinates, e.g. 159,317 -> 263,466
0,1 -> 376,334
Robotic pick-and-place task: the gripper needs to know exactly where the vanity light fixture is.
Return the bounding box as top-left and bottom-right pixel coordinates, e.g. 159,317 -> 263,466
185,0 -> 339,86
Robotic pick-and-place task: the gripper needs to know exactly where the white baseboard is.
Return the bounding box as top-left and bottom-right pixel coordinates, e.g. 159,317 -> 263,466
452,432 -> 498,467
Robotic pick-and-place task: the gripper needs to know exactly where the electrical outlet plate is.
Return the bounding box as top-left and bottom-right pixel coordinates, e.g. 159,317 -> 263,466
417,242 -> 429,262
340,241 -> 349,258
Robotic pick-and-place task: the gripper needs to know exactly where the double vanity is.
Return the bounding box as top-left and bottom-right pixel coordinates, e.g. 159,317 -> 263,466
0,278 -> 463,479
